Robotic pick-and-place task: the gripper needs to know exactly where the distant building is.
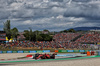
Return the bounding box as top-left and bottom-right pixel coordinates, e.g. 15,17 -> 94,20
90,29 -> 100,32
42,30 -> 49,34
17,32 -> 25,41
0,31 -> 6,43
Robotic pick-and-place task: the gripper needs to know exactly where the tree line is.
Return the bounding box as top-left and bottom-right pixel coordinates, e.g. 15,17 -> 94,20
3,20 -> 53,41
3,20 -> 77,42
23,29 -> 53,41
3,20 -> 19,41
60,29 -> 76,33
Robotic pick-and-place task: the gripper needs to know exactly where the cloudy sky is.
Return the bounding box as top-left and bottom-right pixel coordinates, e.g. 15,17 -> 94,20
0,0 -> 100,32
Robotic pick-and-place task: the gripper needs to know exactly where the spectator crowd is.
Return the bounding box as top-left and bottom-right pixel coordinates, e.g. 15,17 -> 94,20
0,31 -> 100,50
76,32 -> 100,43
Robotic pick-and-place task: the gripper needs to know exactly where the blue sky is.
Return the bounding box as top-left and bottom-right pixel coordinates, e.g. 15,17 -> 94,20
0,0 -> 100,31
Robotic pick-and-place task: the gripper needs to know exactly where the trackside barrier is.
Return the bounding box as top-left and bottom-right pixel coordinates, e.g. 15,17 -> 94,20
0,50 -> 50,54
74,50 -> 79,52
55,50 -> 58,52
12,51 -> 17,53
23,51 -> 29,53
0,50 -> 94,53
29,51 -> 36,53
0,51 -> 2,53
67,50 -> 74,52
2,51 -> 7,53
58,50 -> 67,52
7,51 -> 12,53
79,50 -> 85,52
36,50 -> 43,53
97,51 -> 100,56
85,50 -> 90,52
43,50 -> 50,53
18,51 -> 23,53
56,55 -> 67,57
55,50 -> 92,53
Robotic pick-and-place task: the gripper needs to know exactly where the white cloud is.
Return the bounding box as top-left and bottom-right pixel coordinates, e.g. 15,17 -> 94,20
0,0 -> 100,31
23,20 -> 32,25
52,7 -> 66,13
68,17 -> 85,21
56,15 -> 64,19
43,0 -> 49,3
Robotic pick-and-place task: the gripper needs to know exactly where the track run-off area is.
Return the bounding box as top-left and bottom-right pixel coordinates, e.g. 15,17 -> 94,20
0,54 -> 100,66
0,56 -> 100,66
0,55 -> 100,63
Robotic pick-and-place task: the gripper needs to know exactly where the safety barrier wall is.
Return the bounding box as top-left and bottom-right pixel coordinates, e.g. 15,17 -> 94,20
56,50 -> 91,53
0,50 -> 50,54
0,50 -> 97,53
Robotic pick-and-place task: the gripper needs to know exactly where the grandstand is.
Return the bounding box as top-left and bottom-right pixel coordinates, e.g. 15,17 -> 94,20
0,31 -> 6,43
53,32 -> 82,42
0,31 -> 100,50
52,31 -> 100,49
75,32 -> 100,44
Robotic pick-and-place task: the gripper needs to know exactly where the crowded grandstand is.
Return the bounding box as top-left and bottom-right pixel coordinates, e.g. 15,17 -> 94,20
0,31 -> 100,50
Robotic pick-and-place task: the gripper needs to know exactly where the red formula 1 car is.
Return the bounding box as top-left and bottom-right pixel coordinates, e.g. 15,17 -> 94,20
33,53 -> 57,60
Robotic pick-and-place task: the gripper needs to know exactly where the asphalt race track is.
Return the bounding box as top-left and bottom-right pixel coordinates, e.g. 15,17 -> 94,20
0,57 -> 100,66
0,53 -> 100,66
0,53 -> 86,62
